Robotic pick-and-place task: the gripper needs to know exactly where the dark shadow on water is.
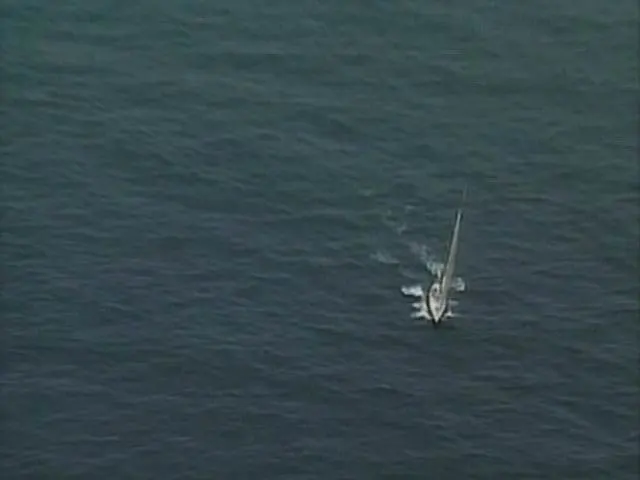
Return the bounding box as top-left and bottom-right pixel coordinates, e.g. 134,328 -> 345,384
410,318 -> 459,333
431,321 -> 458,332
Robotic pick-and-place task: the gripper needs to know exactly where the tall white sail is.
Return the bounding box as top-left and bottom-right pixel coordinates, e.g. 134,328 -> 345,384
440,208 -> 462,295
440,189 -> 465,296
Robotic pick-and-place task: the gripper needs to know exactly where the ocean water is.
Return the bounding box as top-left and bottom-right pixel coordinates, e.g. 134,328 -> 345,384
2,0 -> 638,478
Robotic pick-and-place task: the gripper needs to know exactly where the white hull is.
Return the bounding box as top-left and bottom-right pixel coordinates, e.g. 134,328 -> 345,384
426,280 -> 447,324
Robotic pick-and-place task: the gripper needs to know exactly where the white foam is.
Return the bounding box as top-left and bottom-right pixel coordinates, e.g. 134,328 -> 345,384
406,242 -> 464,291
426,260 -> 443,277
371,250 -> 399,265
401,284 -> 424,298
382,209 -> 407,235
411,308 -> 429,320
453,277 -> 466,292
407,242 -> 445,277
401,284 -> 433,320
408,242 -> 430,266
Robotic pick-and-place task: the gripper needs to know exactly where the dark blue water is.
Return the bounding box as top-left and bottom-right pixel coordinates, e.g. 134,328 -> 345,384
3,1 -> 638,478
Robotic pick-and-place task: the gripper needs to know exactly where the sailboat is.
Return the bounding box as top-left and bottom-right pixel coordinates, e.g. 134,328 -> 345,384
426,189 -> 465,326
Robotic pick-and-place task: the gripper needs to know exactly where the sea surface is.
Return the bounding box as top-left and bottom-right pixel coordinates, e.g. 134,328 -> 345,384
2,1 -> 638,478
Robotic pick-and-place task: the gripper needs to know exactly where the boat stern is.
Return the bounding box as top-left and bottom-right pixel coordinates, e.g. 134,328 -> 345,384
427,282 -> 447,324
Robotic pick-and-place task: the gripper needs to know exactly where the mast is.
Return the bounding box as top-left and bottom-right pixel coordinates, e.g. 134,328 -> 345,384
440,188 -> 465,294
